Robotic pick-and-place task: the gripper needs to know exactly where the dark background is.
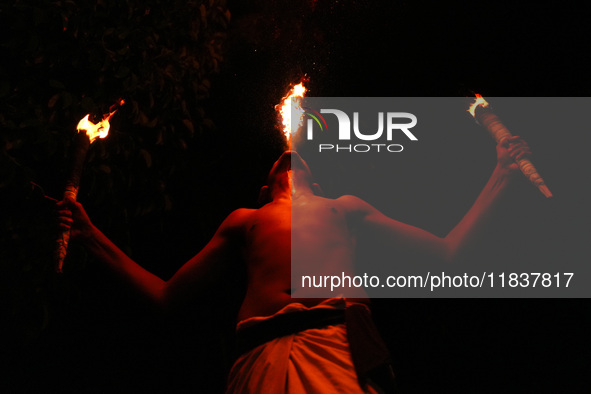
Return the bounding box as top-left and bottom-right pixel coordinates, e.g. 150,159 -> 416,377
1,0 -> 589,392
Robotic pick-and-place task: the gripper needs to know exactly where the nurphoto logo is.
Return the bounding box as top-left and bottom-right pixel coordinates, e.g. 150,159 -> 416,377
303,107 -> 418,153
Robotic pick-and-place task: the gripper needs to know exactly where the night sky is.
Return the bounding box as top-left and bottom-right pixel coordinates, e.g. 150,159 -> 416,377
3,1 -> 591,392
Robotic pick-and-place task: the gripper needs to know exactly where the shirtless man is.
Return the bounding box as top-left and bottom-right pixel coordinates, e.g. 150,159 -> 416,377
57,137 -> 530,393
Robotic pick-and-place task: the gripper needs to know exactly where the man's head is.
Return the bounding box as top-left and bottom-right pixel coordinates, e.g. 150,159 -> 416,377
258,151 -> 323,205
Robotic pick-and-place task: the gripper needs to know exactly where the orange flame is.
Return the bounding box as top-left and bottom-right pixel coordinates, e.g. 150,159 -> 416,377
77,100 -> 124,143
276,81 -> 307,146
467,94 -> 490,117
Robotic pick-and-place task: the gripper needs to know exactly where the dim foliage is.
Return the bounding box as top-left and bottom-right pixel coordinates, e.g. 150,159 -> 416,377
0,0 -> 229,364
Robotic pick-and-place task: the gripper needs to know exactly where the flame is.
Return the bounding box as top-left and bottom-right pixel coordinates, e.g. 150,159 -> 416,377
467,93 -> 490,117
77,101 -> 124,143
276,81 -> 307,146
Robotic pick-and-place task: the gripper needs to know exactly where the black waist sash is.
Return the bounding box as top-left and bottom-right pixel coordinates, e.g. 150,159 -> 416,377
234,304 -> 399,393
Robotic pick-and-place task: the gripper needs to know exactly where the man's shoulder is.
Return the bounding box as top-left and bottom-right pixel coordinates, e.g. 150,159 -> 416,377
225,208 -> 257,223
335,194 -> 374,212
216,208 -> 257,235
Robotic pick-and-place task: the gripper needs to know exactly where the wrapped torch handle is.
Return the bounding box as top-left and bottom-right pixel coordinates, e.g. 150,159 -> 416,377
55,132 -> 90,273
476,108 -> 552,198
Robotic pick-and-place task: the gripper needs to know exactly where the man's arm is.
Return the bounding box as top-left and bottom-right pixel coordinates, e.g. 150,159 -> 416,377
57,198 -> 248,308
163,209 -> 249,306
340,137 -> 531,263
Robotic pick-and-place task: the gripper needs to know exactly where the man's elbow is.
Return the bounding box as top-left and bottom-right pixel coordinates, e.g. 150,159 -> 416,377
440,235 -> 476,264
156,282 -> 192,313
152,282 -> 171,312
440,238 -> 457,264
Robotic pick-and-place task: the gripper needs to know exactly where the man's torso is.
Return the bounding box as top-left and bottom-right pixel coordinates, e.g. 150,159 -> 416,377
236,194 -> 369,321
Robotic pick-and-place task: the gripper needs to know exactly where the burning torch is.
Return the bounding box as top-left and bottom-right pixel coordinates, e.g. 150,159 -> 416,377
55,100 -> 124,273
468,95 -> 552,198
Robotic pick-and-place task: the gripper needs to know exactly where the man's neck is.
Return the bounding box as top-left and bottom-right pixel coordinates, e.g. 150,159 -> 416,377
271,170 -> 314,201
291,170 -> 315,197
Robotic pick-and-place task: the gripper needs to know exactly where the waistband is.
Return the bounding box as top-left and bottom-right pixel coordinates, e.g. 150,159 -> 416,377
235,299 -> 349,356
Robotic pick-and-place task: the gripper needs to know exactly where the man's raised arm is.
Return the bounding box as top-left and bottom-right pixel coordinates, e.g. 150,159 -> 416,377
340,136 -> 531,263
57,197 -> 247,308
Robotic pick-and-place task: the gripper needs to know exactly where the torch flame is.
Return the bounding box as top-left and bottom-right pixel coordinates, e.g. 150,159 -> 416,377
276,81 -> 307,147
468,93 -> 490,117
77,102 -> 123,143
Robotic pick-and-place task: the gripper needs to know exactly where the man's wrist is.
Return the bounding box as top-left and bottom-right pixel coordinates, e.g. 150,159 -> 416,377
494,162 -> 517,180
489,164 -> 516,193
80,224 -> 98,243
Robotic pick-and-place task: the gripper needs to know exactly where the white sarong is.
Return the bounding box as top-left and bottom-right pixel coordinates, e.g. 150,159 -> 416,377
226,299 -> 378,394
